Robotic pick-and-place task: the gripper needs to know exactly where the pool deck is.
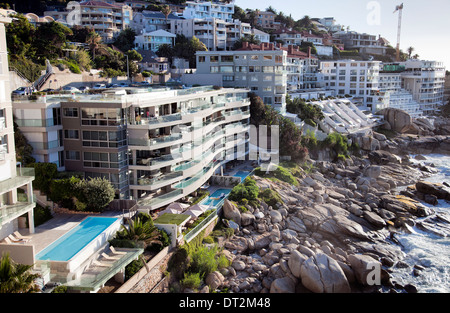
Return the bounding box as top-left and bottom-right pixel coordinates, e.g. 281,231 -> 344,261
19,211 -> 124,254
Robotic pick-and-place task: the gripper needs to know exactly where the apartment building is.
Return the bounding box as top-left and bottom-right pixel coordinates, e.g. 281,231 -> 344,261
131,10 -> 181,34
182,0 -> 235,22
13,87 -> 250,211
134,29 -> 176,52
0,16 -> 36,242
249,10 -> 279,31
44,1 -> 133,43
272,27 -> 303,46
194,42 -> 288,114
401,60 -> 446,115
320,60 -> 384,112
225,19 -> 251,49
333,31 -> 388,55
170,17 -> 228,51
13,97 -> 65,170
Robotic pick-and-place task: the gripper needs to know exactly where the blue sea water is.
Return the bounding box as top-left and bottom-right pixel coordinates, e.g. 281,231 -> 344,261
390,154 -> 450,293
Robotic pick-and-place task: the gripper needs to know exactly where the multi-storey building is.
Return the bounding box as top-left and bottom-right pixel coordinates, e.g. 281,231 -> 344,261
44,1 -> 133,43
272,27 -> 303,46
13,97 -> 65,171
249,10 -> 279,31
13,87 -> 250,211
225,19 -> 251,49
320,60 -> 384,112
182,0 -> 235,22
131,10 -> 182,34
400,60 -> 446,115
333,31 -> 388,55
0,16 -> 36,242
134,29 -> 176,52
194,42 -> 288,114
170,17 -> 228,51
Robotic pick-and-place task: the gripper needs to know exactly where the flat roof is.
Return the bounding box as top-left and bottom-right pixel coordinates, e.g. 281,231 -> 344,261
154,213 -> 191,225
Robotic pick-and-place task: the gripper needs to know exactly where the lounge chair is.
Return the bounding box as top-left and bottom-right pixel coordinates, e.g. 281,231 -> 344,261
92,260 -> 113,268
101,252 -> 121,260
13,231 -> 32,240
3,237 -> 13,244
8,234 -> 28,243
110,246 -> 127,255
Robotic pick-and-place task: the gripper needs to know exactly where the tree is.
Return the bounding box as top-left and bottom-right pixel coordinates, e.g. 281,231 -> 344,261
32,163 -> 58,195
114,214 -> 163,249
156,43 -> 175,60
6,14 -> 35,58
34,21 -> 73,61
75,177 -> 115,212
231,34 -> 260,50
0,253 -> 40,293
279,116 -> 308,161
407,46 -> 414,59
113,28 -> 137,53
13,120 -> 35,166
161,4 -> 172,23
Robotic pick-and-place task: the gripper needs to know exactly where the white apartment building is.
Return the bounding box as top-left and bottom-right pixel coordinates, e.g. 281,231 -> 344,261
126,87 -> 250,211
134,29 -> 176,52
170,17 -> 228,51
401,60 -> 446,115
226,19 -> 251,49
333,31 -> 388,55
13,98 -> 65,170
193,43 -> 288,114
0,17 -> 36,246
131,10 -> 182,34
320,60 -> 385,112
378,64 -> 422,117
44,1 -> 133,43
182,0 -> 235,23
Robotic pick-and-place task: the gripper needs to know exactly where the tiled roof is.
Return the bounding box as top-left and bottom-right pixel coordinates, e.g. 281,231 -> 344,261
80,1 -> 123,8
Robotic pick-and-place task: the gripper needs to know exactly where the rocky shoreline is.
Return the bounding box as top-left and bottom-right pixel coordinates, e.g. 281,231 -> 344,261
207,147 -> 450,294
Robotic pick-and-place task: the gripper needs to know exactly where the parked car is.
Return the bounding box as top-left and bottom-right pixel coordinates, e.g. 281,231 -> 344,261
12,87 -> 32,95
118,82 -> 129,87
106,83 -> 118,88
42,88 -> 54,93
93,83 -> 106,89
62,86 -> 81,93
79,86 -> 90,92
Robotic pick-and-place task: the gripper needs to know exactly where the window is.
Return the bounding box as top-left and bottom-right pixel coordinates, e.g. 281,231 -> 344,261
210,56 -> 219,62
249,66 -> 260,72
251,55 -> 258,60
263,55 -> 272,61
221,55 -> 233,62
263,75 -> 272,81
198,56 -> 206,63
220,66 -> 233,73
64,129 -> 79,139
263,96 -> 272,104
263,86 -> 272,92
222,75 -> 234,81
210,66 -> 219,73
63,108 -> 78,117
235,66 -> 247,73
65,151 -> 80,160
262,66 -> 273,73
275,55 -> 283,63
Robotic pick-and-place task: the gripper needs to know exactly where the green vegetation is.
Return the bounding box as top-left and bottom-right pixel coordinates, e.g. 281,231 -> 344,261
228,176 -> 259,205
156,34 -> 208,68
254,165 -> 298,186
286,95 -> 325,126
0,253 -> 40,293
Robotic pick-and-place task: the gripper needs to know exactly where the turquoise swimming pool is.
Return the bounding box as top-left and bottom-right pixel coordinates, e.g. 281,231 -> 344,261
202,188 -> 232,207
36,216 -> 120,262
234,170 -> 251,182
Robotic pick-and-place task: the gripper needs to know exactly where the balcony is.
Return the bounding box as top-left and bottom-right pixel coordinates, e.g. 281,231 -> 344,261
0,168 -> 35,194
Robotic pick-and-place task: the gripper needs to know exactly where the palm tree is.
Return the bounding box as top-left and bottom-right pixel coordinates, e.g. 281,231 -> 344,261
86,31 -> 109,60
161,5 -> 172,24
407,46 -> 415,59
114,214 -> 162,248
0,253 -> 40,293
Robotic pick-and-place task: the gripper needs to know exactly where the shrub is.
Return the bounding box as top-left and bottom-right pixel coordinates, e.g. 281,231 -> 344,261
260,188 -> 283,207
228,177 -> 259,203
181,272 -> 203,290
189,245 -> 219,277
324,132 -> 349,158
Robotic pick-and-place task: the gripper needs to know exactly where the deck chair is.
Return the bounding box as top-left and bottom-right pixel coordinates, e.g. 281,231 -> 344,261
110,246 -> 127,255
13,231 -> 32,240
101,252 -> 121,261
3,237 -> 13,244
8,234 -> 28,243
92,260 -> 113,268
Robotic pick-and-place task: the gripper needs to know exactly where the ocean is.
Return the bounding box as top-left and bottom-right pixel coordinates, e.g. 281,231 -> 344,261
390,154 -> 450,293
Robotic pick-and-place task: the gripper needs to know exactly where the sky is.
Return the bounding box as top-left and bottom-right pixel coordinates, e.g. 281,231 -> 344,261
236,0 -> 450,69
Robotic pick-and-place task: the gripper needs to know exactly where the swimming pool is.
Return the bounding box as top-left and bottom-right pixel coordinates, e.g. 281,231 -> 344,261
36,216 -> 121,262
202,188 -> 232,207
234,171 -> 251,182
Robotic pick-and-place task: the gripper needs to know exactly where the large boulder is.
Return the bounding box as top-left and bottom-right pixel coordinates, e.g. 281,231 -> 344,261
348,254 -> 381,286
299,253 -> 351,293
288,250 -> 309,278
223,199 -> 241,225
416,181 -> 450,201
205,271 -> 225,290
380,108 -> 412,133
270,277 -> 296,293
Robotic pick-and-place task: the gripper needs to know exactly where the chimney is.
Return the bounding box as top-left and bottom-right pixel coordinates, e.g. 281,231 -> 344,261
288,45 -> 294,55
269,43 -> 274,50
260,43 -> 265,51
308,46 -> 311,58
242,41 -> 249,49
276,42 -> 282,49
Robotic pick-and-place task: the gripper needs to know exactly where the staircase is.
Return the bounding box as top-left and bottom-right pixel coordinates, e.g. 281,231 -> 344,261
34,60 -> 54,91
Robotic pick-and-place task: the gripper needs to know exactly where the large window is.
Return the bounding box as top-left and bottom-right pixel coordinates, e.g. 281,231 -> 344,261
63,108 -> 78,117
83,151 -> 127,169
81,108 -> 124,126
82,130 -> 127,148
64,129 -> 79,139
